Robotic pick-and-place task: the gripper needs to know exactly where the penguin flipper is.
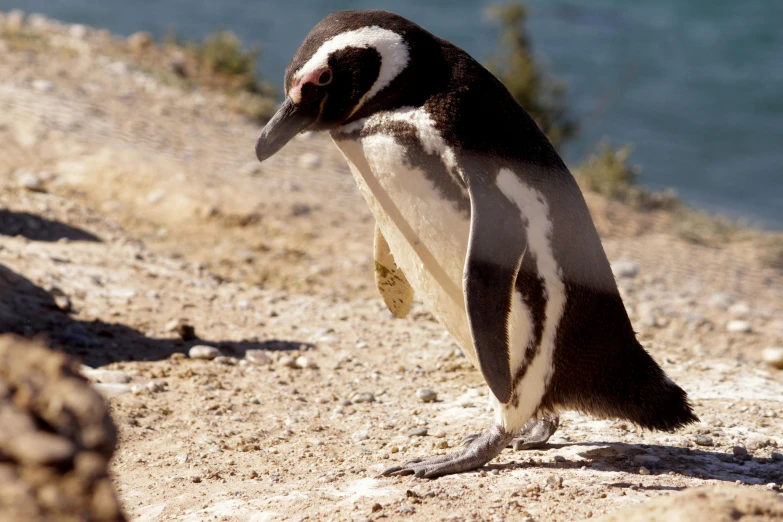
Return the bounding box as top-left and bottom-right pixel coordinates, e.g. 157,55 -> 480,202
463,177 -> 528,405
374,224 -> 415,318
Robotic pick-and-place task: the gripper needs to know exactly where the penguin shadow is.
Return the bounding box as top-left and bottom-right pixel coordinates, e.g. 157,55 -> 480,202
0,212 -> 310,366
490,441 -> 781,485
0,209 -> 101,242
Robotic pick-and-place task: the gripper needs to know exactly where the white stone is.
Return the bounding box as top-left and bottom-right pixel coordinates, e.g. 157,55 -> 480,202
93,383 -> 132,396
147,189 -> 167,204
610,259 -> 639,279
189,345 -> 220,360
245,350 -> 273,366
295,356 -> 317,369
416,388 -> 437,403
109,288 -> 138,299
81,367 -> 132,384
297,152 -> 322,169
762,347 -> 783,370
279,356 -> 297,368
352,430 -> 370,441
726,320 -> 752,333
15,171 -> 44,191
32,79 -> 54,93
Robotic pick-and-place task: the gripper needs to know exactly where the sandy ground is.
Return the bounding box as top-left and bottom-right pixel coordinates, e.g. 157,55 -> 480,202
1,13 -> 782,521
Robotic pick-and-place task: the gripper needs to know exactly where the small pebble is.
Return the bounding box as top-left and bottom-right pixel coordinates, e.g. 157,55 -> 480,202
726,320 -> 752,333
15,171 -> 44,191
408,427 -> 428,437
189,345 -> 219,360
146,380 -> 165,393
416,388 -> 437,403
81,367 -> 132,384
610,259 -> 639,279
732,445 -> 749,457
31,79 -> 54,93
761,347 -> 783,370
692,434 -> 714,446
54,294 -> 72,312
93,383 -> 133,396
191,476 -> 202,483
353,392 -> 375,403
295,356 -> 317,369
398,505 -> 416,514
553,455 -> 567,463
279,356 -> 298,368
545,475 -> 563,489
246,350 -> 273,366
639,466 -> 651,475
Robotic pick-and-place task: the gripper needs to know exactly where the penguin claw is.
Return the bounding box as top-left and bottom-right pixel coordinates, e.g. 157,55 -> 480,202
378,424 -> 514,479
459,434 -> 480,447
461,415 -> 560,451
379,465 -> 414,477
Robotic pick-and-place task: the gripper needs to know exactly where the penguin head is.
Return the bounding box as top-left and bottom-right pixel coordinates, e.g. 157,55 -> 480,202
256,10 -> 446,162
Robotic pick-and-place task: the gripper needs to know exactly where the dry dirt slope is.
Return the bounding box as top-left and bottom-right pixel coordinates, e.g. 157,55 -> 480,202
1,12 -> 783,522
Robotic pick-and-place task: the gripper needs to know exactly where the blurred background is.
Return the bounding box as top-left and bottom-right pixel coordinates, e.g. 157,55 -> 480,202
2,0 -> 781,227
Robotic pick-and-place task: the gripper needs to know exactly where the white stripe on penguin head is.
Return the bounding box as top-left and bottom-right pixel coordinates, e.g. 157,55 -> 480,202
291,26 -> 410,115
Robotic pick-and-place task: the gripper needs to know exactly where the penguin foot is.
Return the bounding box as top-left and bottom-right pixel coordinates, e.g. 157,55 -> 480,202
460,414 -> 559,451
379,424 -> 513,479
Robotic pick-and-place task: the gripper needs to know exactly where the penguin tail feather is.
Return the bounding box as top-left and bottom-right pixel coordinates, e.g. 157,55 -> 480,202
545,339 -> 699,432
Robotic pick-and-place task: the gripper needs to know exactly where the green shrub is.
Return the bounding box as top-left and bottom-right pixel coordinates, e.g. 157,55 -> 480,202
486,3 -> 576,150
578,142 -> 638,199
576,141 -> 681,211
192,30 -> 260,92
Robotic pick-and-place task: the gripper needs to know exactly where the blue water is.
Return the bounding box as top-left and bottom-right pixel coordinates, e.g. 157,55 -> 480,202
3,1 -> 782,228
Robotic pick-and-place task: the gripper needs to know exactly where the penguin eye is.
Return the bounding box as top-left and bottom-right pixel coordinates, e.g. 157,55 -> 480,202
316,69 -> 332,86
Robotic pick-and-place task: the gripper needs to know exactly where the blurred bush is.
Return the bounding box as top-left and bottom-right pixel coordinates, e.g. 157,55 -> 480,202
486,2 -> 576,150
160,28 -> 276,121
575,141 -> 680,211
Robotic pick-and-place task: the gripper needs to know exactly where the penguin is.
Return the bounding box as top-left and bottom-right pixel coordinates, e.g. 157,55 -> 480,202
255,10 -> 697,478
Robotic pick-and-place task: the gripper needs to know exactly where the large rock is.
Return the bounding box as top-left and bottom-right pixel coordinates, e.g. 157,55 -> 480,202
0,335 -> 126,522
591,485 -> 783,522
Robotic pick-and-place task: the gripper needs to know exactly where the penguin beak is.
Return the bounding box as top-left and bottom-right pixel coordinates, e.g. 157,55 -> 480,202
255,97 -> 318,162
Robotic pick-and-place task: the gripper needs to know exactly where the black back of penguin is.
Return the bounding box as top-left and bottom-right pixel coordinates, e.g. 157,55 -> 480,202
293,10 -> 698,431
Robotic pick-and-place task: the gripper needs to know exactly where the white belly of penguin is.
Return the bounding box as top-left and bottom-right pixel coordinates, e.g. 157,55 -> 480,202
334,134 -> 477,362
332,124 -> 557,433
